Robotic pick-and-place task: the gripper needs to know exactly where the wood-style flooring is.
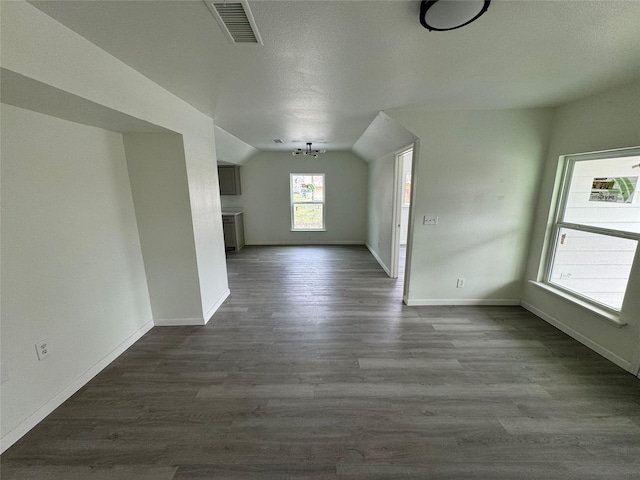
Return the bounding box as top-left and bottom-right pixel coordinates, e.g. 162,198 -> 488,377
2,245 -> 640,479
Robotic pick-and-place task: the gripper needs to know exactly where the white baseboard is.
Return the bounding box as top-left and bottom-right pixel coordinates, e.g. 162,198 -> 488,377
203,289 -> 230,324
405,298 -> 521,306
247,241 -> 365,246
153,317 -> 205,326
365,243 -> 391,277
520,301 -> 632,372
0,320 -> 154,454
154,289 -> 231,327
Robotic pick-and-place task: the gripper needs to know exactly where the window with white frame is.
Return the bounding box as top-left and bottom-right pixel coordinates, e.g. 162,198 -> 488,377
290,174 -> 325,231
546,148 -> 640,311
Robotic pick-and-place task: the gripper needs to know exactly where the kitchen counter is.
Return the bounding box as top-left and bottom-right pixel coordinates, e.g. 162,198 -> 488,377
221,212 -> 245,251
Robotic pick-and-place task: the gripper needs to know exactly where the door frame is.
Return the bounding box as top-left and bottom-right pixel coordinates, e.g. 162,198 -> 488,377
390,144 -> 415,279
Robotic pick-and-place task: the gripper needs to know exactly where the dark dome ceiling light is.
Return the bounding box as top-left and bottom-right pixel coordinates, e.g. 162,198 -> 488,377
420,0 -> 491,32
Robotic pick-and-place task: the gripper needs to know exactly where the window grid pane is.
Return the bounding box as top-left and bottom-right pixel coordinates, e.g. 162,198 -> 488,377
291,174 -> 325,230
292,204 -> 324,230
547,149 -> 640,312
561,155 -> 640,234
549,227 -> 637,310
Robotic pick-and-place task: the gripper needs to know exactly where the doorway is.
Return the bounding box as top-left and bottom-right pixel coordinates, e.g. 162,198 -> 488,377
390,146 -> 414,280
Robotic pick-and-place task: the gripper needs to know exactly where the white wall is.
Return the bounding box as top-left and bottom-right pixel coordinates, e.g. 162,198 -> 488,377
214,125 -> 258,166
124,133 -> 230,324
522,81 -> 640,372
386,107 -> 554,305
353,111 -> 418,164
183,136 -> 230,320
1,0 -> 229,322
366,152 -> 395,274
1,1 -> 230,450
0,1 -> 213,141
226,151 -> 368,245
123,134 -> 203,322
0,105 -> 153,447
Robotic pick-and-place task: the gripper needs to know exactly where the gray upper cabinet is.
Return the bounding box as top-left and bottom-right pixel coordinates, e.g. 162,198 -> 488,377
218,165 -> 241,195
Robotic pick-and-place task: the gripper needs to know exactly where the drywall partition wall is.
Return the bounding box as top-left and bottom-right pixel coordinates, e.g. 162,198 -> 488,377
235,151 -> 368,245
0,0 -> 229,450
356,112 -> 417,275
123,134 -> 204,324
0,105 -> 154,450
214,125 -> 258,166
1,0 -> 229,323
124,133 -> 230,324
367,152 -> 396,274
182,135 -> 230,321
0,69 -> 171,134
353,111 -> 418,163
385,107 -> 554,305
0,1 -> 214,141
522,81 -> 640,372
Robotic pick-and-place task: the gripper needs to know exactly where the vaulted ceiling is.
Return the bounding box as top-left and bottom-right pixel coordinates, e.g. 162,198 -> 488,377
28,0 -> 640,153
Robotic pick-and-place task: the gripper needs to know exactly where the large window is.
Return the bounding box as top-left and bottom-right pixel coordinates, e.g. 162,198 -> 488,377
546,148 -> 640,311
290,174 -> 325,231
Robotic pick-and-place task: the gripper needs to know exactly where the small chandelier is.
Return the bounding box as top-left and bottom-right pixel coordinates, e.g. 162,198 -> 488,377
420,0 -> 491,32
292,142 -> 325,158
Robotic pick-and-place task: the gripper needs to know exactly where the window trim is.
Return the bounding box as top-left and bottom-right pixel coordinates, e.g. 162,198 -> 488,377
543,147 -> 640,314
529,280 -> 627,327
290,173 -> 326,232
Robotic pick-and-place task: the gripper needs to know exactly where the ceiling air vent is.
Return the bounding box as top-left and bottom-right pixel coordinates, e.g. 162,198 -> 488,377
205,1 -> 263,45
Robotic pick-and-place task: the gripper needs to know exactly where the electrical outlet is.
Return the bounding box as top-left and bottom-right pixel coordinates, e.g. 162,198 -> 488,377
456,278 -> 465,288
35,339 -> 51,360
423,215 -> 438,225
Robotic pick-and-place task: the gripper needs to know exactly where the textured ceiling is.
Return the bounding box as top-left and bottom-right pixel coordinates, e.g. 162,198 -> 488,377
28,0 -> 640,152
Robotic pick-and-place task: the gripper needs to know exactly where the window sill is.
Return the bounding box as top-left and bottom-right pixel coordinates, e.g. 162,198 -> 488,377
291,229 -> 327,232
529,280 -> 627,328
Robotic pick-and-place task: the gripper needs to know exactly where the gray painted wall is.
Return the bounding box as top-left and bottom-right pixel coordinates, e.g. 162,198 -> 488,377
386,107 -> 554,305
222,151 -> 368,245
366,152 -> 395,274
